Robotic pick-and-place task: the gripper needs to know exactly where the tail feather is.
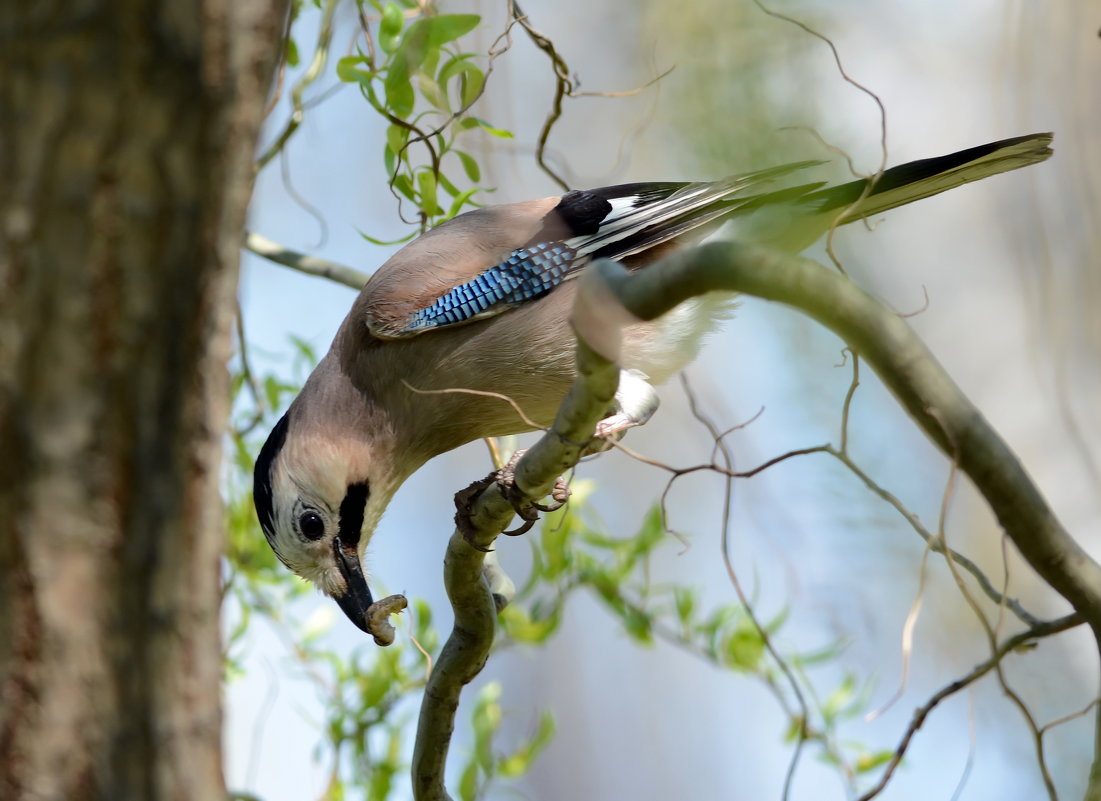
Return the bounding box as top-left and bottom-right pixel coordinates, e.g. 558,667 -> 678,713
570,133 -> 1053,267
809,132 -> 1054,223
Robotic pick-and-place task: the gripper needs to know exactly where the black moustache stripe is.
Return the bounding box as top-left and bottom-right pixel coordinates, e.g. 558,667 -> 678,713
253,413 -> 290,541
338,482 -> 370,547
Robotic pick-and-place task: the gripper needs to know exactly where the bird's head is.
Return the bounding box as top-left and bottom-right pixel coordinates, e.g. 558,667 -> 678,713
252,410 -> 400,633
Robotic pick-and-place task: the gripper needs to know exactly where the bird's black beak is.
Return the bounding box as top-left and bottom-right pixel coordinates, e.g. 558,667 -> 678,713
332,536 -> 374,633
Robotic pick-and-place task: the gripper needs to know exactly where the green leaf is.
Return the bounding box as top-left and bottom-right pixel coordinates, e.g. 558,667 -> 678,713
366,726 -> 404,801
723,620 -> 765,672
673,587 -> 696,625
414,13 -> 480,48
437,169 -> 461,198
791,636 -> 848,667
765,605 -> 790,635
421,46 -> 441,80
379,2 -> 404,54
783,715 -> 807,743
822,673 -> 857,721
500,605 -> 559,644
384,67 -> 415,117
471,682 -> 503,772
461,116 -> 514,138
855,750 -> 896,774
287,334 -> 318,364
416,73 -> 448,112
438,52 -> 477,88
459,66 -> 485,108
386,15 -> 479,117
458,760 -> 479,801
498,712 -> 555,777
416,169 -> 440,217
391,173 -> 415,201
623,607 -> 653,643
383,142 -> 396,178
631,505 -> 665,557
358,227 -> 418,247
455,150 -> 480,182
336,55 -> 372,84
445,187 -> 481,220
285,37 -> 300,68
385,123 -> 410,158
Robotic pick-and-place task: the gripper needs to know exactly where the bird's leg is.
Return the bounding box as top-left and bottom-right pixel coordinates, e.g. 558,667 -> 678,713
590,369 -> 661,448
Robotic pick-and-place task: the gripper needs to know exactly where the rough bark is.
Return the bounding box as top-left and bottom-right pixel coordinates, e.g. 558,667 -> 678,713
0,2 -> 285,799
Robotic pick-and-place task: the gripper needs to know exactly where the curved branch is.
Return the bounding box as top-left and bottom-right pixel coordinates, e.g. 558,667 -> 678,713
589,241 -> 1101,796
410,239 -> 1101,799
243,231 -> 369,289
411,340 -> 617,800
589,242 -> 1101,627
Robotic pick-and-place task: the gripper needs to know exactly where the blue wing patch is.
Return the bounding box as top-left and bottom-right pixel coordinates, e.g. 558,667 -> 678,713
401,241 -> 579,333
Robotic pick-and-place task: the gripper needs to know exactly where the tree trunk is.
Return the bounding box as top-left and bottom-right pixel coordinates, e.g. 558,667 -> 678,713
0,2 -> 285,798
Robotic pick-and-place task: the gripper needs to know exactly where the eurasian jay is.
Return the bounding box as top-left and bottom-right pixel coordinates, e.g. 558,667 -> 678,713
253,133 -> 1052,633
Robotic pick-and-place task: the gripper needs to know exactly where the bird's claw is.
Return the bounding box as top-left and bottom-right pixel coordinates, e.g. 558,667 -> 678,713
530,475 -> 571,512
496,451 -> 570,534
454,452 -> 571,546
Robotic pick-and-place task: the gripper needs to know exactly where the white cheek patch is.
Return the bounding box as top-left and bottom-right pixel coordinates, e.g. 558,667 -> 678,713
281,434 -> 348,508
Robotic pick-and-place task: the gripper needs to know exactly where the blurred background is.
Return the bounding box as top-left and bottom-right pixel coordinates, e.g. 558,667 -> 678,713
229,1 -> 1101,798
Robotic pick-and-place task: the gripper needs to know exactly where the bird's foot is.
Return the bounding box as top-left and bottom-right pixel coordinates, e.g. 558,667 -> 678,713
453,451 -> 571,550
496,449 -> 571,536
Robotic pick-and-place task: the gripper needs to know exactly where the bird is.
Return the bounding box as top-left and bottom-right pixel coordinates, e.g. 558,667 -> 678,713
253,132 -> 1053,634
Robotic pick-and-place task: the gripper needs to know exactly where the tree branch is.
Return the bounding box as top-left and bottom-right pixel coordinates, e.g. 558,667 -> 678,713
589,241 -> 1101,796
243,231 -> 369,289
411,338 -> 618,800
410,239 -> 1101,799
589,242 -> 1101,626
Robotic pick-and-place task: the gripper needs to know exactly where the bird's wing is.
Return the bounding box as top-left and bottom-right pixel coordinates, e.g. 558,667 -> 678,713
355,132 -> 1053,339
357,163 -> 820,339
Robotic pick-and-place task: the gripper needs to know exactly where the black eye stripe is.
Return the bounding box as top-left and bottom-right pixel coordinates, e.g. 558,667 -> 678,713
338,482 -> 370,547
253,413 -> 290,540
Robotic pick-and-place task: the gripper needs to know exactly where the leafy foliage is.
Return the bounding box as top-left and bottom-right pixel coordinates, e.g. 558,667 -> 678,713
336,2 -> 512,237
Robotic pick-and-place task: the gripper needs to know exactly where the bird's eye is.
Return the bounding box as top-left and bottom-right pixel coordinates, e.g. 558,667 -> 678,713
298,510 -> 325,541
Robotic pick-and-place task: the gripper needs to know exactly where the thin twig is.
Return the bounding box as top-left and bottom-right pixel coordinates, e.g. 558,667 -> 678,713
678,375 -> 844,798
611,429 -> 1046,628
938,464 -> 1059,800
509,0 -> 672,190
856,613 -> 1082,801
255,0 -> 341,171
752,0 -> 888,275
827,446 -> 1043,626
